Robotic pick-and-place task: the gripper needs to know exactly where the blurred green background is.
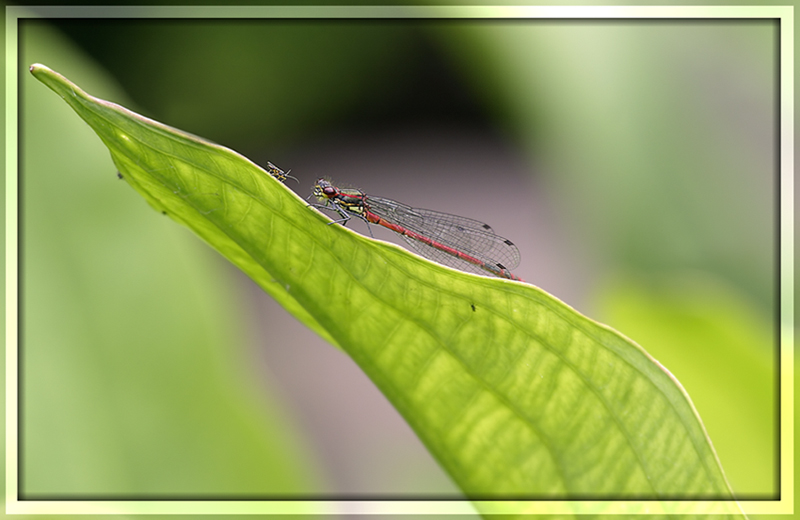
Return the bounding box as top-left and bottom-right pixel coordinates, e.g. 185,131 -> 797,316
11,6 -> 779,516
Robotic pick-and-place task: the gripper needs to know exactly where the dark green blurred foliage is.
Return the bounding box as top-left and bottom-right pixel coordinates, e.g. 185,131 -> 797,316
50,19 -> 492,152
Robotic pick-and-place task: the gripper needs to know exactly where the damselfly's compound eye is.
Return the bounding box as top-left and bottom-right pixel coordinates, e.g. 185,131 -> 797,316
322,186 -> 337,197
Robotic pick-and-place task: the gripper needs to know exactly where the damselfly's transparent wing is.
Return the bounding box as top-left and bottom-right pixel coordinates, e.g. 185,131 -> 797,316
366,196 -> 520,276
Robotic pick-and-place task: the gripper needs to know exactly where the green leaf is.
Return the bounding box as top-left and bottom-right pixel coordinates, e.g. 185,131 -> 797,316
31,63 -> 743,514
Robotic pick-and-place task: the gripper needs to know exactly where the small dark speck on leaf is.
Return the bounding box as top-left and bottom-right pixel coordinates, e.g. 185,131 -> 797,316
471,303 -> 476,312
162,211 -> 167,216
116,171 -> 123,179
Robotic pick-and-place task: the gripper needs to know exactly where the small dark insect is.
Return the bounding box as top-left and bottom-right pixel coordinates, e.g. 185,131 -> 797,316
116,171 -> 123,179
266,161 -> 298,183
471,303 -> 476,312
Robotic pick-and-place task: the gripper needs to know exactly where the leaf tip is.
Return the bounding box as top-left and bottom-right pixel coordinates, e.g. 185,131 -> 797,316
29,63 -> 48,76
29,63 -> 62,88
28,64 -> 87,105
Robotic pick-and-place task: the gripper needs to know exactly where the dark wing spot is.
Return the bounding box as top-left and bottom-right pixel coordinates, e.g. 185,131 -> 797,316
482,224 -> 491,230
504,239 -> 514,246
496,263 -> 507,270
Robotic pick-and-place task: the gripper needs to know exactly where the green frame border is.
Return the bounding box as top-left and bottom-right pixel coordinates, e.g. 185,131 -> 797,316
5,5 -> 793,516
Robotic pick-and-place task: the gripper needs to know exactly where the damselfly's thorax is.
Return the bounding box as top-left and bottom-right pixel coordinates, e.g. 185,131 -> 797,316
313,178 -> 367,215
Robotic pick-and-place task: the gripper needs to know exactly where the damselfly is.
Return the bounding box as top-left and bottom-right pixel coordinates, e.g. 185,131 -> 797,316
311,179 -> 523,282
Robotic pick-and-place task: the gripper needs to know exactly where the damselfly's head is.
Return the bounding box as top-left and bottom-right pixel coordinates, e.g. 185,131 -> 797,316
313,178 -> 339,202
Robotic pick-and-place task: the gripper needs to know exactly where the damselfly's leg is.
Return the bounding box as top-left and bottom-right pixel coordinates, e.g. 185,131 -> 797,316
345,213 -> 374,237
308,201 -> 353,225
307,196 -> 372,236
330,204 -> 375,236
